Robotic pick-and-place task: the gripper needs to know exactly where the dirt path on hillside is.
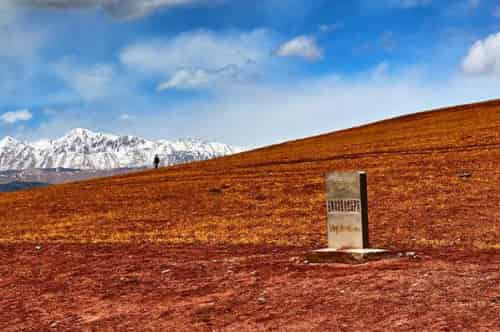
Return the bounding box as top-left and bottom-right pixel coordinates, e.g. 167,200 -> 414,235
1,244 -> 499,331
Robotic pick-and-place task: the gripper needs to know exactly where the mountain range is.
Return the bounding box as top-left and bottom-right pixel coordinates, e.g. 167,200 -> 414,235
0,128 -> 242,171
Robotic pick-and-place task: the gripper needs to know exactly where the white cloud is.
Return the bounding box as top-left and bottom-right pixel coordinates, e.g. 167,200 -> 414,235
0,109 -> 32,124
462,32 -> 500,75
14,0 -> 214,19
121,29 -> 274,90
157,65 -> 239,90
55,61 -> 115,100
158,68 -> 212,90
275,35 -> 323,61
121,29 -> 272,73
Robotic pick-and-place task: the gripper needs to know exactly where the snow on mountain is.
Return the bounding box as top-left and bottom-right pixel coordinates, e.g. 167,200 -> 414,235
0,128 -> 243,171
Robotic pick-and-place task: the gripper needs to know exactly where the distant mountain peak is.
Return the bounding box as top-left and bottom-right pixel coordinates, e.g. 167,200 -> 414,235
0,136 -> 21,148
61,128 -> 114,140
67,127 -> 92,135
0,129 -> 242,171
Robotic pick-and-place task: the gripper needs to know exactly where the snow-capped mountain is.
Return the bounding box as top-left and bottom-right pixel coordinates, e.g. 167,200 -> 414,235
0,128 -> 243,171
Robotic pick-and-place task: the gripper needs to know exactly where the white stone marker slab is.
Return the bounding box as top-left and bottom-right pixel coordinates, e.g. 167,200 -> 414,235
326,171 -> 368,249
307,171 -> 391,264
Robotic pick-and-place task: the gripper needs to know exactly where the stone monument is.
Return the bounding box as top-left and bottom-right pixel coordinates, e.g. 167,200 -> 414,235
307,171 -> 390,263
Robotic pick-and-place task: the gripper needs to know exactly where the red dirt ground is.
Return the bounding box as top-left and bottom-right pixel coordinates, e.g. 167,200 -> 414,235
1,244 -> 499,331
1,99 -> 500,330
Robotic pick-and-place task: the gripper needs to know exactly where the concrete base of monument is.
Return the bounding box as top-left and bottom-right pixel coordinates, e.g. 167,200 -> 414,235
306,248 -> 393,264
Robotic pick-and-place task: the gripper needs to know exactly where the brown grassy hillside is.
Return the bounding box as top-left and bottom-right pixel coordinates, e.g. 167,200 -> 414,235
1,99 -> 499,250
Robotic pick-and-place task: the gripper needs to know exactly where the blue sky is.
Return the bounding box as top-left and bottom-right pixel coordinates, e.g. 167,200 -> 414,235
1,0 -> 500,147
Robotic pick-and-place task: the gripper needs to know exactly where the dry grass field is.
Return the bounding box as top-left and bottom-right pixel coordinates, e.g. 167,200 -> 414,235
1,99 -> 499,331
1,99 -> 499,250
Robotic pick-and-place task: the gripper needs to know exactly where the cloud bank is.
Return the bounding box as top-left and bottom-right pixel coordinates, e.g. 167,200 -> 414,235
78,65 -> 499,147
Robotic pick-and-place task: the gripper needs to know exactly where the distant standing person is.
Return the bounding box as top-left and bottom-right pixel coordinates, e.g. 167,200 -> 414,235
154,155 -> 160,169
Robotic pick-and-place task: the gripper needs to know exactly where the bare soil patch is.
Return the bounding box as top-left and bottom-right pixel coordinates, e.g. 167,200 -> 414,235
1,244 -> 498,331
